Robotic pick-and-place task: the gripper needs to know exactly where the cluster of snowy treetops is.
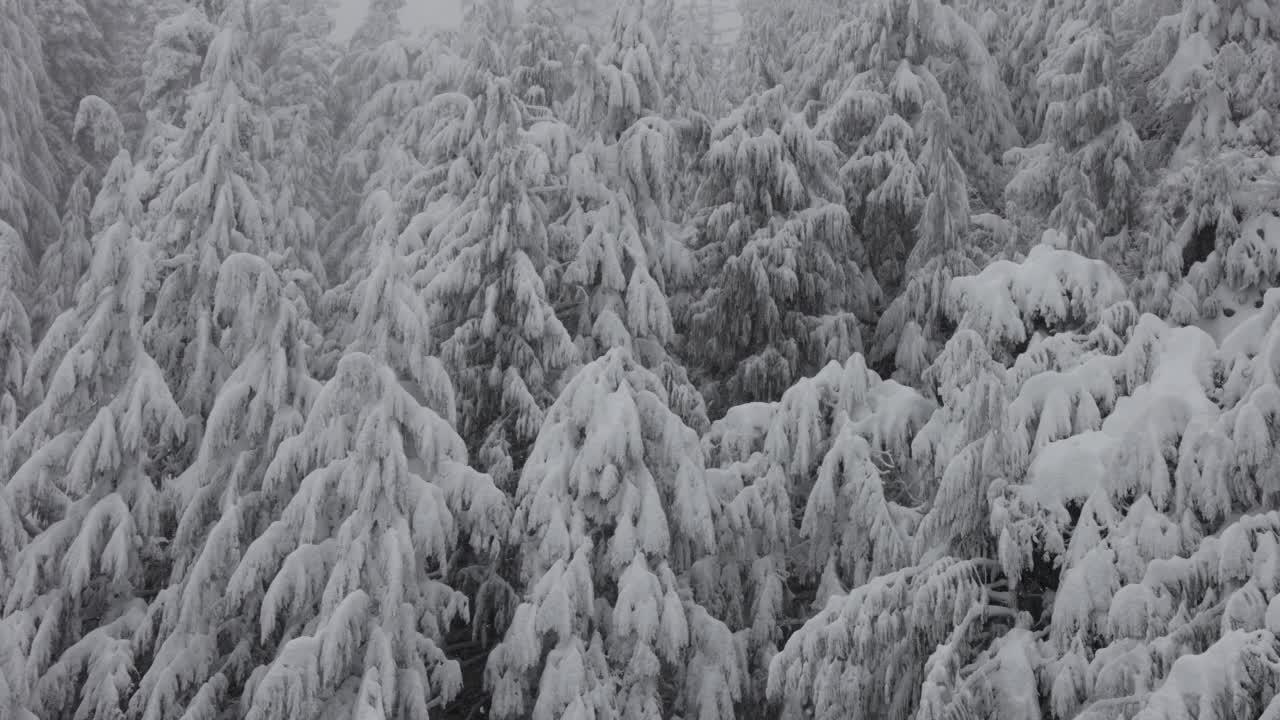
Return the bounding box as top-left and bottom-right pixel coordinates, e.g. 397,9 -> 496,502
3,0 -> 1280,717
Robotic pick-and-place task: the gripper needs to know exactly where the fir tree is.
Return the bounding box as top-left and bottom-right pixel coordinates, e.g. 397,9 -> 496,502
33,97 -> 127,336
254,0 -> 340,289
140,1 -> 278,444
697,353 -> 934,700
0,221 -> 34,419
1004,0 -> 1143,260
872,102 -> 984,385
2,148 -> 185,720
418,76 -> 578,490
485,347 -> 739,720
0,0 -> 60,259
805,0 -> 1019,267
685,86 -> 878,414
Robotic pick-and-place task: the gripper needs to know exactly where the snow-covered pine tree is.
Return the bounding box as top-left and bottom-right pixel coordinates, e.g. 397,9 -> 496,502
917,242 -> 1129,600
1128,0 -> 1280,329
559,181 -> 708,430
768,541 -> 1018,719
140,1 -> 278,450
0,221 -> 35,421
327,183 -> 516,720
0,0 -> 50,415
485,347 -> 740,720
0,0 -> 60,261
321,189 -> 455,422
462,0 -> 519,82
696,353 -> 934,698
1000,0 -> 1080,139
881,251 -> 1132,718
0,147 -> 186,720
347,0 -> 406,57
125,251 -> 321,720
326,18 -> 470,287
130,229 -> 504,718
326,0 -> 412,283
34,0 -> 153,194
0,214 -> 32,657
138,5 -> 216,133
659,0 -> 722,121
729,0 -> 785,97
1008,293 -> 1280,720
1003,0 -> 1143,260
729,0 -> 850,103
804,0 -> 1019,265
684,85 -> 878,415
417,74 -> 578,490
34,0 -> 111,191
945,240 -> 1131,363
1154,0 -> 1280,167
0,442 -> 33,720
872,101 -> 984,386
510,0 -> 574,110
223,350 -> 504,720
33,97 -> 127,336
565,1 -> 664,142
553,13 -> 708,431
253,0 -> 340,290
329,0 -> 407,163
763,244 -> 1135,720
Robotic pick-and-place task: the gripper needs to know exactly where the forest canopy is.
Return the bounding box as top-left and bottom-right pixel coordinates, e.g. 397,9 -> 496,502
3,0 -> 1280,719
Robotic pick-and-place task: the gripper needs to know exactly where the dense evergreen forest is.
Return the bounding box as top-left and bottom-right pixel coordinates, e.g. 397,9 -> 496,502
3,0 -> 1280,718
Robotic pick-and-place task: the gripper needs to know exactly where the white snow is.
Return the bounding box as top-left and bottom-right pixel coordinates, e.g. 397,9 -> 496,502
948,242 -> 1127,348
1199,214 -> 1280,345
1028,323 -> 1218,504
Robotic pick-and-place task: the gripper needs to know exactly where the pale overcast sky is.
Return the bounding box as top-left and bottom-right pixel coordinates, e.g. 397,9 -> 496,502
331,0 -> 463,41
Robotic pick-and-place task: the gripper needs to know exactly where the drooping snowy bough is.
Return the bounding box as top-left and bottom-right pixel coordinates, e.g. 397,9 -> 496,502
487,347 -> 741,720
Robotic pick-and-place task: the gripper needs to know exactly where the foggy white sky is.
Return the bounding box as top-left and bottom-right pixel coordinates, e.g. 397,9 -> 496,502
331,0 -> 463,41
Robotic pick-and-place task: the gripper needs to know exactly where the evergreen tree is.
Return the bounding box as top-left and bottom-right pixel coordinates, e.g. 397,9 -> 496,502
510,0 -> 574,109
0,0 -> 60,259
730,0 -> 849,102
321,190 -> 455,426
126,252 -> 320,720
254,0 -> 340,289
485,347 -> 739,720
1,148 -> 186,720
348,0 -> 406,55
554,6 -> 708,431
35,0 -> 154,192
1004,0 -> 1143,260
326,0 -> 409,282
33,97 -> 127,336
138,5 -> 216,131
763,245 -> 1137,720
140,1 -> 278,443
697,353 -> 934,700
1131,0 -> 1280,326
871,102 -> 984,385
798,0 -> 1020,354
418,76 -> 578,489
327,21 -> 467,286
566,2 -> 665,142
227,351 -> 503,719
684,86 -> 878,414
558,176 -> 708,432
0,221 -> 34,419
